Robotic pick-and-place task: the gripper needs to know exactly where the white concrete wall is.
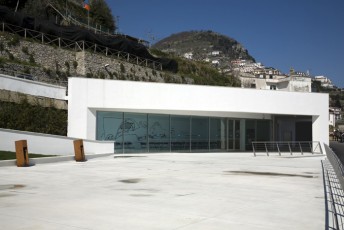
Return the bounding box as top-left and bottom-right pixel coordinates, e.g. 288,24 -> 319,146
0,74 -> 66,100
0,128 -> 114,155
68,78 -> 329,146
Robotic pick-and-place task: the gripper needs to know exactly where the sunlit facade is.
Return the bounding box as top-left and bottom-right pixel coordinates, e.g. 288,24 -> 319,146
68,78 -> 329,153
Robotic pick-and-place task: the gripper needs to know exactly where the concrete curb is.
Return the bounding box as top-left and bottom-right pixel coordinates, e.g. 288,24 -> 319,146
0,153 -> 114,167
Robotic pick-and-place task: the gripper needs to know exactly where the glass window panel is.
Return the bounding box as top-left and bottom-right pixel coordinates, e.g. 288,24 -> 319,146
96,111 -> 123,152
245,120 -> 256,150
171,115 -> 190,152
228,120 -> 234,150
210,118 -> 227,151
148,114 -> 170,152
123,113 -> 148,153
256,120 -> 271,141
235,120 -> 241,150
191,117 -> 209,151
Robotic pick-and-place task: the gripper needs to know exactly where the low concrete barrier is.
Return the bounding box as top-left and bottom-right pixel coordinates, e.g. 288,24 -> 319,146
0,128 -> 114,156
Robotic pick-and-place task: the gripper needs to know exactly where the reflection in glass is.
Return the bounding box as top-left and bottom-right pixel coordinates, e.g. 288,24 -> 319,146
96,111 -> 272,153
210,118 -> 227,151
228,120 -> 234,150
96,111 -> 123,152
123,113 -> 148,153
257,120 -> 271,141
245,120 -> 255,150
234,120 -> 241,150
148,114 -> 170,152
191,117 -> 209,151
171,115 -> 190,152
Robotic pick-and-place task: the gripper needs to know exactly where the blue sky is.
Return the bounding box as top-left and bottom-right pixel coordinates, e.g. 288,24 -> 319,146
107,0 -> 344,87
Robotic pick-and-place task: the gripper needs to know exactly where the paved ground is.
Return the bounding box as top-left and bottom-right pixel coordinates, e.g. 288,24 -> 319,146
0,153 -> 325,230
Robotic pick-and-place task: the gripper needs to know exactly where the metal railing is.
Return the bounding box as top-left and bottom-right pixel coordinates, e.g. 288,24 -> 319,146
252,141 -> 322,156
0,22 -> 162,71
323,144 -> 344,229
325,144 -> 344,194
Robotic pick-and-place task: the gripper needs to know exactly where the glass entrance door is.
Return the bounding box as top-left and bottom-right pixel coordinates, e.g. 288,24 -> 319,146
228,119 -> 241,151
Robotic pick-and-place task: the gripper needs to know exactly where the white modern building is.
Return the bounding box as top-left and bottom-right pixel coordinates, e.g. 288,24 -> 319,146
68,77 -> 329,153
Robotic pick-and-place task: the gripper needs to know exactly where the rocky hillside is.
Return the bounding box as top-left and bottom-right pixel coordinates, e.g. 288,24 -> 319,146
153,30 -> 255,67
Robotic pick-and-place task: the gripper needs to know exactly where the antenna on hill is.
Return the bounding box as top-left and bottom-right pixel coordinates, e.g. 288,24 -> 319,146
146,30 -> 156,47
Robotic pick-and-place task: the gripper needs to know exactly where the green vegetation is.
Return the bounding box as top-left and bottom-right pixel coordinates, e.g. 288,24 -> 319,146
0,151 -> 57,161
21,46 -> 29,55
150,48 -> 241,87
73,60 -> 78,69
0,100 -> 67,135
176,57 -> 240,86
120,63 -> 126,73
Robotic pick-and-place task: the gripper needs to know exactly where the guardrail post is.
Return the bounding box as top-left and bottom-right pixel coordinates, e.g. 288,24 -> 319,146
299,142 -> 303,155
265,143 -> 269,156
288,142 -> 292,155
252,143 -> 256,157
24,28 -> 26,39
276,142 -> 281,156
309,142 -> 313,154
2,22 -> 4,32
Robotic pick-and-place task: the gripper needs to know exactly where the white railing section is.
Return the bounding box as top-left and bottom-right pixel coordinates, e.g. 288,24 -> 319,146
252,141 -> 322,156
323,144 -> 344,230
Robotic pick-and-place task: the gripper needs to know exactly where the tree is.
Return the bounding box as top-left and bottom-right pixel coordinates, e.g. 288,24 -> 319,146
21,0 -> 49,19
0,0 -> 28,10
89,0 -> 116,33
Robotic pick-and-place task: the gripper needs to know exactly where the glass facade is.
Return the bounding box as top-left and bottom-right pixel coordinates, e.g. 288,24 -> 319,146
171,115 -> 190,152
148,114 -> 170,152
209,118 -> 227,151
96,111 -> 272,153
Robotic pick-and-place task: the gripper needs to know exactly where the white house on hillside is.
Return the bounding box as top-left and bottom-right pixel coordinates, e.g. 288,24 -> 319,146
314,75 -> 334,88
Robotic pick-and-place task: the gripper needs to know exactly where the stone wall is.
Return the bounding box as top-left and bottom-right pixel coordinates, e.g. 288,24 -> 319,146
0,33 -> 193,85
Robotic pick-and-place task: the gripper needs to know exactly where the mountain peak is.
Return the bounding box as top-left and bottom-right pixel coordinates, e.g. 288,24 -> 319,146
152,30 -> 255,64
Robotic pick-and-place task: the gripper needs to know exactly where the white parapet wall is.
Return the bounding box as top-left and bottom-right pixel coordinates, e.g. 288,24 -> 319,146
0,74 -> 67,100
0,128 -> 114,156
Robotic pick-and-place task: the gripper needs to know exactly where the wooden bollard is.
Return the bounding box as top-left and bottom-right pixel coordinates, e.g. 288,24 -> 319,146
15,140 -> 30,167
73,139 -> 86,162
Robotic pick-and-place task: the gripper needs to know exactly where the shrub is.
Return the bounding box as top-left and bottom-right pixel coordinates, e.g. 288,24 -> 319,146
29,54 -> 35,64
23,66 -> 30,74
73,60 -> 78,69
64,61 -> 70,71
22,46 -> 29,55
6,50 -> 14,60
120,63 -> 125,73
7,35 -> 20,47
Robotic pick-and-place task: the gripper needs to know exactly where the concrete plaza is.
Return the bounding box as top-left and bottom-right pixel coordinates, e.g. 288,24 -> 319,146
0,153 -> 325,230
